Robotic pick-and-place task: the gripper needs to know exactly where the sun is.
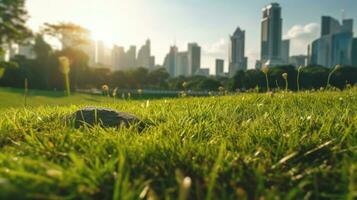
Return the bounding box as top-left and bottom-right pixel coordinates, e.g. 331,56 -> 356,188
87,22 -> 116,46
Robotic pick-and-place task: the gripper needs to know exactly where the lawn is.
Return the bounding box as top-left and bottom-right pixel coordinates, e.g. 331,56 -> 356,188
0,87 -> 356,199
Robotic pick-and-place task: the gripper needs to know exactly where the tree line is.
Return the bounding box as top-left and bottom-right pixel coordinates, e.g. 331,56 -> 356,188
0,0 -> 356,93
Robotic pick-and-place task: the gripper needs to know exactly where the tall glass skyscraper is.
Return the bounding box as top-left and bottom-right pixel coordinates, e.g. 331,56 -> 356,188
163,46 -> 178,77
260,3 -> 283,67
187,43 -> 201,76
309,17 -> 354,67
229,27 -> 247,77
353,38 -> 357,66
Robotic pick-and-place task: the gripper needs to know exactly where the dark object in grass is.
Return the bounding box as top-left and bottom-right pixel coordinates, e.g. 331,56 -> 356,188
74,107 -> 144,131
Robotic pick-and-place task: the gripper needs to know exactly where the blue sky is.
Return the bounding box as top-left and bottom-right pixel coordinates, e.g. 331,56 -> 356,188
27,0 -> 357,72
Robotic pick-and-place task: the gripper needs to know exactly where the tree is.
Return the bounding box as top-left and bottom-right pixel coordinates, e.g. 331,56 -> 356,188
0,0 -> 31,54
197,78 -> 222,91
128,67 -> 149,88
41,22 -> 90,48
147,68 -> 170,88
33,34 -> 52,60
232,70 -> 245,90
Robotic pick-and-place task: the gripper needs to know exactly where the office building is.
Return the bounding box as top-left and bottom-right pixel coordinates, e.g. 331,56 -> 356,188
176,52 -> 189,77
289,55 -> 307,67
229,27 -> 247,76
261,3 -> 284,67
309,16 -> 354,67
195,68 -> 210,77
137,39 -> 154,69
112,45 -> 126,71
125,45 -> 137,68
215,59 -> 224,76
281,39 -> 290,64
352,38 -> 357,66
187,43 -> 201,76
163,46 -> 178,77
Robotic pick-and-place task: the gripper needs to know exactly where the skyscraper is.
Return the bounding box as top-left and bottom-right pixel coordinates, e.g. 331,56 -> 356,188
125,45 -> 137,68
215,59 -> 224,76
289,55 -> 307,67
112,45 -> 126,71
261,3 -> 283,67
281,39 -> 290,64
229,27 -> 247,76
195,68 -> 210,77
352,38 -> 357,66
309,16 -> 354,67
187,43 -> 201,76
163,46 -> 178,77
137,39 -> 154,69
176,52 -> 189,77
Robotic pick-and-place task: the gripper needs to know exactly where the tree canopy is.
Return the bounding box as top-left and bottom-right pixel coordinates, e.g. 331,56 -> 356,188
0,0 -> 31,54
41,22 -> 90,48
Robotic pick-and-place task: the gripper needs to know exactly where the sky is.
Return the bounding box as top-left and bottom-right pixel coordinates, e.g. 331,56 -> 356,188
26,0 -> 357,73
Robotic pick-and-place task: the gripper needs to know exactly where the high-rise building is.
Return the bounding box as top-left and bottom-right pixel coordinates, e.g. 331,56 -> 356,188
215,59 -> 224,76
309,16 -> 354,67
281,39 -> 290,64
163,46 -> 178,77
112,45 -> 126,71
195,68 -> 210,77
352,38 -> 357,66
187,43 -> 201,76
125,45 -> 137,68
176,52 -> 189,77
261,3 -> 284,67
229,27 -> 247,76
137,39 -> 154,69
289,55 -> 307,67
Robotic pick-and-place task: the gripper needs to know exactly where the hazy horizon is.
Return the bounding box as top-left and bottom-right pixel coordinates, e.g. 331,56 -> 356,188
26,0 -> 357,72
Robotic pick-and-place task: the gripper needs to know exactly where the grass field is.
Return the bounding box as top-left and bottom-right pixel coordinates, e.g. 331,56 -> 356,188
0,87 -> 356,199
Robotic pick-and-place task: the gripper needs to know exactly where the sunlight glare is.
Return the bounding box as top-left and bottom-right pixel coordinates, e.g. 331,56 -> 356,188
87,21 -> 117,46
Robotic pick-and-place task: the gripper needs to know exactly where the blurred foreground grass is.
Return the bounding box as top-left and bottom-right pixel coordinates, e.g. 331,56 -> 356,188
0,87 -> 356,199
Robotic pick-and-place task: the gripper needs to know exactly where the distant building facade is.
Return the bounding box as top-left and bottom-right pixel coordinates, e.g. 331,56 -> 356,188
163,46 -> 178,77
260,3 -> 284,67
112,45 -> 126,70
163,43 -> 201,77
281,39 -> 290,64
137,39 -> 154,69
289,55 -> 307,67
309,16 -> 354,67
229,27 -> 247,77
195,68 -> 210,77
176,52 -> 189,76
187,43 -> 201,76
353,38 -> 357,66
125,46 -> 137,68
215,59 -> 224,76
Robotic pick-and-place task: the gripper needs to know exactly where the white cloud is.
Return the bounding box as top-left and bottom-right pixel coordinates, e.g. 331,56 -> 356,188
203,38 -> 228,57
246,49 -> 260,69
202,38 -> 229,73
284,23 -> 320,55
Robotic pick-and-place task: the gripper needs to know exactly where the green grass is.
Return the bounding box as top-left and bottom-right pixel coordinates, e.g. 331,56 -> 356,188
0,87 -> 111,109
0,87 -> 356,199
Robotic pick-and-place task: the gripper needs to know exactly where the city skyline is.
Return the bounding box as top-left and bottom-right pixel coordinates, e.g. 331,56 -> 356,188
26,0 -> 357,73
